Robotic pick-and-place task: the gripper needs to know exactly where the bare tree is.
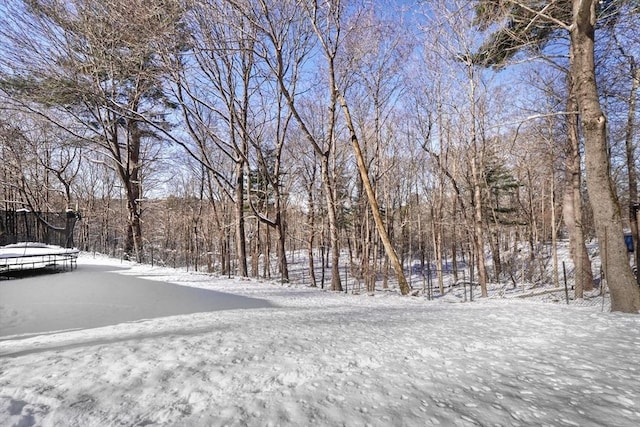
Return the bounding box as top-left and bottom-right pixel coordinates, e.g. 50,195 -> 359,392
474,0 -> 640,312
240,0 -> 345,290
343,6 -> 415,293
419,0 -> 503,296
302,0 -> 411,294
571,0 -> 639,311
0,0 -> 183,261
159,0 -> 260,276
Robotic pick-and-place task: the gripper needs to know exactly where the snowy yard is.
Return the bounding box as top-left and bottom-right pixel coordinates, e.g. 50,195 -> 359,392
1,253 -> 639,426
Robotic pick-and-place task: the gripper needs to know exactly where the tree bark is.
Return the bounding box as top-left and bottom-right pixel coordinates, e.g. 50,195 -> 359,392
129,119 -> 144,263
471,157 -> 489,297
320,153 -> 343,291
235,159 -> 248,277
571,0 -> 640,312
563,86 -> 594,297
276,211 -> 289,282
307,185 -> 318,287
431,210 -> 445,295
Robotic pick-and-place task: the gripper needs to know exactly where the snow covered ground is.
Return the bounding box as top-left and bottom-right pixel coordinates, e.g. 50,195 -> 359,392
1,252 -> 639,426
0,262 -> 273,338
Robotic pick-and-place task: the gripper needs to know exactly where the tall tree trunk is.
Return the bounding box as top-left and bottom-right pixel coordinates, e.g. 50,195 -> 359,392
307,186 -> 317,287
336,92 -> 411,295
434,172 -> 446,293
118,118 -> 143,262
127,194 -> 142,262
365,213 -> 375,294
321,154 -> 343,291
264,224 -> 271,279
571,0 -> 640,312
490,227 -> 502,282
563,88 -> 594,297
251,220 -> 260,277
466,59 -> 488,297
276,211 -> 289,282
431,211 -> 444,295
550,172 -> 559,288
471,157 -> 489,297
235,160 -> 248,277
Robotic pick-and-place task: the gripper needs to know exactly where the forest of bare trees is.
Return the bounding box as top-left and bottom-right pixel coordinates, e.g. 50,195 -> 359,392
1,0 -> 639,311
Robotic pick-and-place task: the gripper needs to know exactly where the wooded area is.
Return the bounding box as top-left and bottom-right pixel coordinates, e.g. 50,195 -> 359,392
1,0 -> 639,311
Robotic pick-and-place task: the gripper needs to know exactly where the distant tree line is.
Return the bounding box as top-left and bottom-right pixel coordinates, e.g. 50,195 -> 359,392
0,0 -> 639,311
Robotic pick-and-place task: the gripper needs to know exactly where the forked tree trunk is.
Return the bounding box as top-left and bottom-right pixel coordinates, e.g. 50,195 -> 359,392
571,0 -> 640,312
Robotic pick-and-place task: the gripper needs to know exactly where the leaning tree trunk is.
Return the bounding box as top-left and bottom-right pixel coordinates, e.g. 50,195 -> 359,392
337,93 -> 411,295
571,0 -> 640,312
